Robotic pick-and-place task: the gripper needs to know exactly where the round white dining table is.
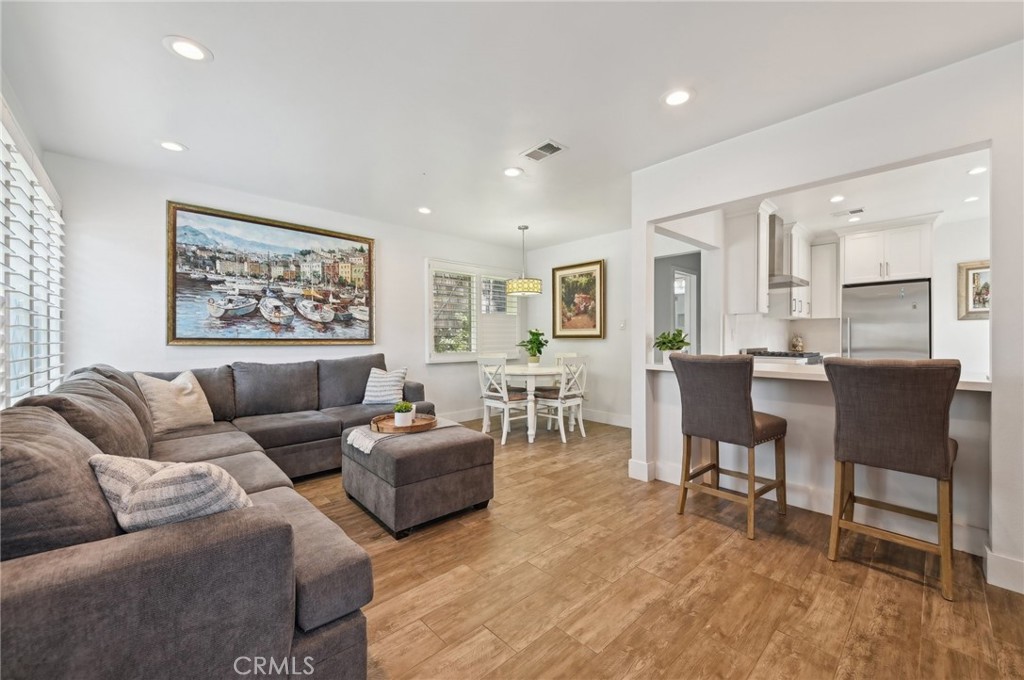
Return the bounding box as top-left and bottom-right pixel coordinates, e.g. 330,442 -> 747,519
504,364 -> 562,443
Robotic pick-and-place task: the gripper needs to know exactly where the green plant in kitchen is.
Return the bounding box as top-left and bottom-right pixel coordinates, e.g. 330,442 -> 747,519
393,401 -> 413,414
517,328 -> 549,363
653,328 -> 691,352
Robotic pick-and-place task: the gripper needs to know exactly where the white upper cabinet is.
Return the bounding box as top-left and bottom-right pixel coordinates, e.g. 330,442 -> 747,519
842,223 -> 931,285
810,242 -> 839,318
725,200 -> 773,314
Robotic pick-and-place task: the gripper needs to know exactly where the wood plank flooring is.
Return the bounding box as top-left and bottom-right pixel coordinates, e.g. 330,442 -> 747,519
295,420 -> 1024,680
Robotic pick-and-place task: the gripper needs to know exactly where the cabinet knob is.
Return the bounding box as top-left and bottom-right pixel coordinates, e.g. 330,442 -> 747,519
879,262 -> 883,277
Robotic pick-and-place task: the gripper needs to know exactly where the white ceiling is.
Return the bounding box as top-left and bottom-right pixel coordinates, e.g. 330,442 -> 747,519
766,148 -> 991,237
2,3 -> 1021,249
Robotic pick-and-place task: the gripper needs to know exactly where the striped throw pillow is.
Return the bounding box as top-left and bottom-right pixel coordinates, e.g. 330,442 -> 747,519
362,367 -> 407,404
88,454 -> 252,532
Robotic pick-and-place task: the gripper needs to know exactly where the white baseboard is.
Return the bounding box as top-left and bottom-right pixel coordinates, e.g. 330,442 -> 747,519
985,547 -> 1024,593
629,459 -> 655,481
439,407 -> 487,423
653,463 -> 989,558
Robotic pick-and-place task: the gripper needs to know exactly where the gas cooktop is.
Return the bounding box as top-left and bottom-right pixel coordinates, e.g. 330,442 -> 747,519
741,349 -> 823,364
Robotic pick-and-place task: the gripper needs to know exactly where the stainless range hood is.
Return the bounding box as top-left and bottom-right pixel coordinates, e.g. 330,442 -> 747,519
768,213 -> 809,289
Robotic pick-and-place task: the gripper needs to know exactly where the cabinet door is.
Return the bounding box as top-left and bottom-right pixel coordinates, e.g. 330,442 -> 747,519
885,225 -> 930,280
811,243 -> 838,318
756,211 -> 770,313
843,232 -> 885,284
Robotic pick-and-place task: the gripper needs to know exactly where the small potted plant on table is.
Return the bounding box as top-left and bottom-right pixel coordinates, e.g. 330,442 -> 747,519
653,329 -> 691,364
517,328 -> 549,364
393,401 -> 415,427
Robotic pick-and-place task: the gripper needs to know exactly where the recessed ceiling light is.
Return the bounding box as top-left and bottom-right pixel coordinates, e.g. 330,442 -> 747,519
417,207 -> 432,215
158,141 -> 188,152
848,216 -> 861,223
503,167 -> 524,178
967,167 -> 987,175
964,196 -> 980,203
663,90 -> 691,106
162,35 -> 213,62
830,195 -> 845,203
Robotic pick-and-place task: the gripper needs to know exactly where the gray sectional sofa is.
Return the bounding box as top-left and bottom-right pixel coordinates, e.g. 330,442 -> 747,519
0,353 -> 433,680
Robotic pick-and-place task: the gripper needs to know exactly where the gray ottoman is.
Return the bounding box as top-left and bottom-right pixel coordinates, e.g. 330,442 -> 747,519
341,425 -> 494,538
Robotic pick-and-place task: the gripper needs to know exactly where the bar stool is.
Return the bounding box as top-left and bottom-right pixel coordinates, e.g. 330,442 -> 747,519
823,358 -> 961,601
669,353 -> 787,540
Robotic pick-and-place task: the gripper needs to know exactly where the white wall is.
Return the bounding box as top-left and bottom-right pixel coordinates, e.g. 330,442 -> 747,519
630,42 -> 1023,591
932,218 -> 991,377
46,153 -> 520,421
524,229 -> 631,426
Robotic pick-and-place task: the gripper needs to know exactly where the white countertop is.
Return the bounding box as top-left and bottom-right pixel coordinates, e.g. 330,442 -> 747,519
646,361 -> 992,392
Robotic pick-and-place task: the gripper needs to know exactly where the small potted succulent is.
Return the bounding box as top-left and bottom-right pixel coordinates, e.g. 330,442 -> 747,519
653,329 -> 691,364
517,328 -> 549,364
393,400 -> 415,427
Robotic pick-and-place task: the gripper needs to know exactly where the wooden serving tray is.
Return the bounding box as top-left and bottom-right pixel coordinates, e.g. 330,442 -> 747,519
370,414 -> 437,434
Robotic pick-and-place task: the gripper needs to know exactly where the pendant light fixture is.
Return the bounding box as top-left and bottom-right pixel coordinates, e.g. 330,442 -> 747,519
507,225 -> 542,296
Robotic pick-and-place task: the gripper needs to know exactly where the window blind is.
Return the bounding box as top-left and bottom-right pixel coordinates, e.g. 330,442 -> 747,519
427,260 -> 522,363
1,123 -> 64,406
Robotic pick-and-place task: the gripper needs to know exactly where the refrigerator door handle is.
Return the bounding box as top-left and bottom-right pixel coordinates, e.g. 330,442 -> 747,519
845,318 -> 852,357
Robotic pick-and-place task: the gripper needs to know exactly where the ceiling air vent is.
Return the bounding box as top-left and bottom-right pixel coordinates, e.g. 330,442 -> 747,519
521,139 -> 567,162
831,207 -> 865,217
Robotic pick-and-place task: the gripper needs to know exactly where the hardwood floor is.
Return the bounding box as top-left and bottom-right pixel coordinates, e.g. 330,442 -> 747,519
295,420 -> 1024,679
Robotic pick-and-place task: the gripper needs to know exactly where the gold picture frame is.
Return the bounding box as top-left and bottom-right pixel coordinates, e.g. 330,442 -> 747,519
552,259 -> 605,339
957,259 -> 990,321
167,201 -> 375,345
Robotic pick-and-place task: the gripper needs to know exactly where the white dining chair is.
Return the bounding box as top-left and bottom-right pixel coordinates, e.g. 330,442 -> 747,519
478,357 -> 529,445
479,352 -> 526,392
536,356 -> 587,443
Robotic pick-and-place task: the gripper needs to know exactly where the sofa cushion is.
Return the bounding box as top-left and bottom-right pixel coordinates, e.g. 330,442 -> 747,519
89,454 -> 252,532
141,365 -> 236,422
151,431 -> 263,463
1,406 -> 120,560
134,371 -> 215,437
21,381 -> 149,459
67,371 -> 155,446
362,367 -> 407,404
317,354 -> 387,409
342,425 -> 494,487
70,363 -> 146,404
250,486 -> 373,630
154,420 -> 240,442
232,411 -> 341,450
233,361 -> 318,417
321,401 -> 436,429
205,451 -> 294,494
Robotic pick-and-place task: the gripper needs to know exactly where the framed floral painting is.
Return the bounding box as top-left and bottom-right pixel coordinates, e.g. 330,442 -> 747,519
957,259 -> 990,320
552,259 -> 605,338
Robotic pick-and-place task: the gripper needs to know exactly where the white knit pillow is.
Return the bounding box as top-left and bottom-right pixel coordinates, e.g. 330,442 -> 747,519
88,454 -> 251,532
133,371 -> 215,436
362,367 -> 407,404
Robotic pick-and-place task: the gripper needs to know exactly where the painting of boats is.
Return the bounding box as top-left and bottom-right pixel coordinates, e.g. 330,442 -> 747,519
167,202 -> 374,344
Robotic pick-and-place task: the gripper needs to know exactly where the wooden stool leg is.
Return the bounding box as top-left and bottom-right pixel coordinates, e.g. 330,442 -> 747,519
774,437 -> 787,515
710,440 -> 720,490
842,462 -> 855,521
677,435 -> 692,515
828,460 -> 844,561
746,446 -> 756,540
939,478 -> 954,601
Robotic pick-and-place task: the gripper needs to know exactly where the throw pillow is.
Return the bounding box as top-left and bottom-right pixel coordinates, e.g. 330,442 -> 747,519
362,367 -> 407,404
89,454 -> 252,532
133,370 -> 215,436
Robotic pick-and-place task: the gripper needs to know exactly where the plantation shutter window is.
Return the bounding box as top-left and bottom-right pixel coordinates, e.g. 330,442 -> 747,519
1,120 -> 64,407
427,260 -> 522,363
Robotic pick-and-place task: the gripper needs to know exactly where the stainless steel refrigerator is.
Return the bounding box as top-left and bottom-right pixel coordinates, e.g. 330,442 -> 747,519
841,280 -> 931,359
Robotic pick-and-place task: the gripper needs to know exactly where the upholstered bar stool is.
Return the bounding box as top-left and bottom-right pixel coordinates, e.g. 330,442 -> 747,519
823,358 -> 961,601
669,353 -> 787,540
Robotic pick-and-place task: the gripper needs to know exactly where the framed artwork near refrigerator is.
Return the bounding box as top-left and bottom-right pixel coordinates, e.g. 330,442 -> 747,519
957,259 -> 990,320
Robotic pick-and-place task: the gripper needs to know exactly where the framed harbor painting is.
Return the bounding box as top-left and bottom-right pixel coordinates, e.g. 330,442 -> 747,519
552,259 -> 605,338
166,201 -> 375,345
957,259 -> 990,320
